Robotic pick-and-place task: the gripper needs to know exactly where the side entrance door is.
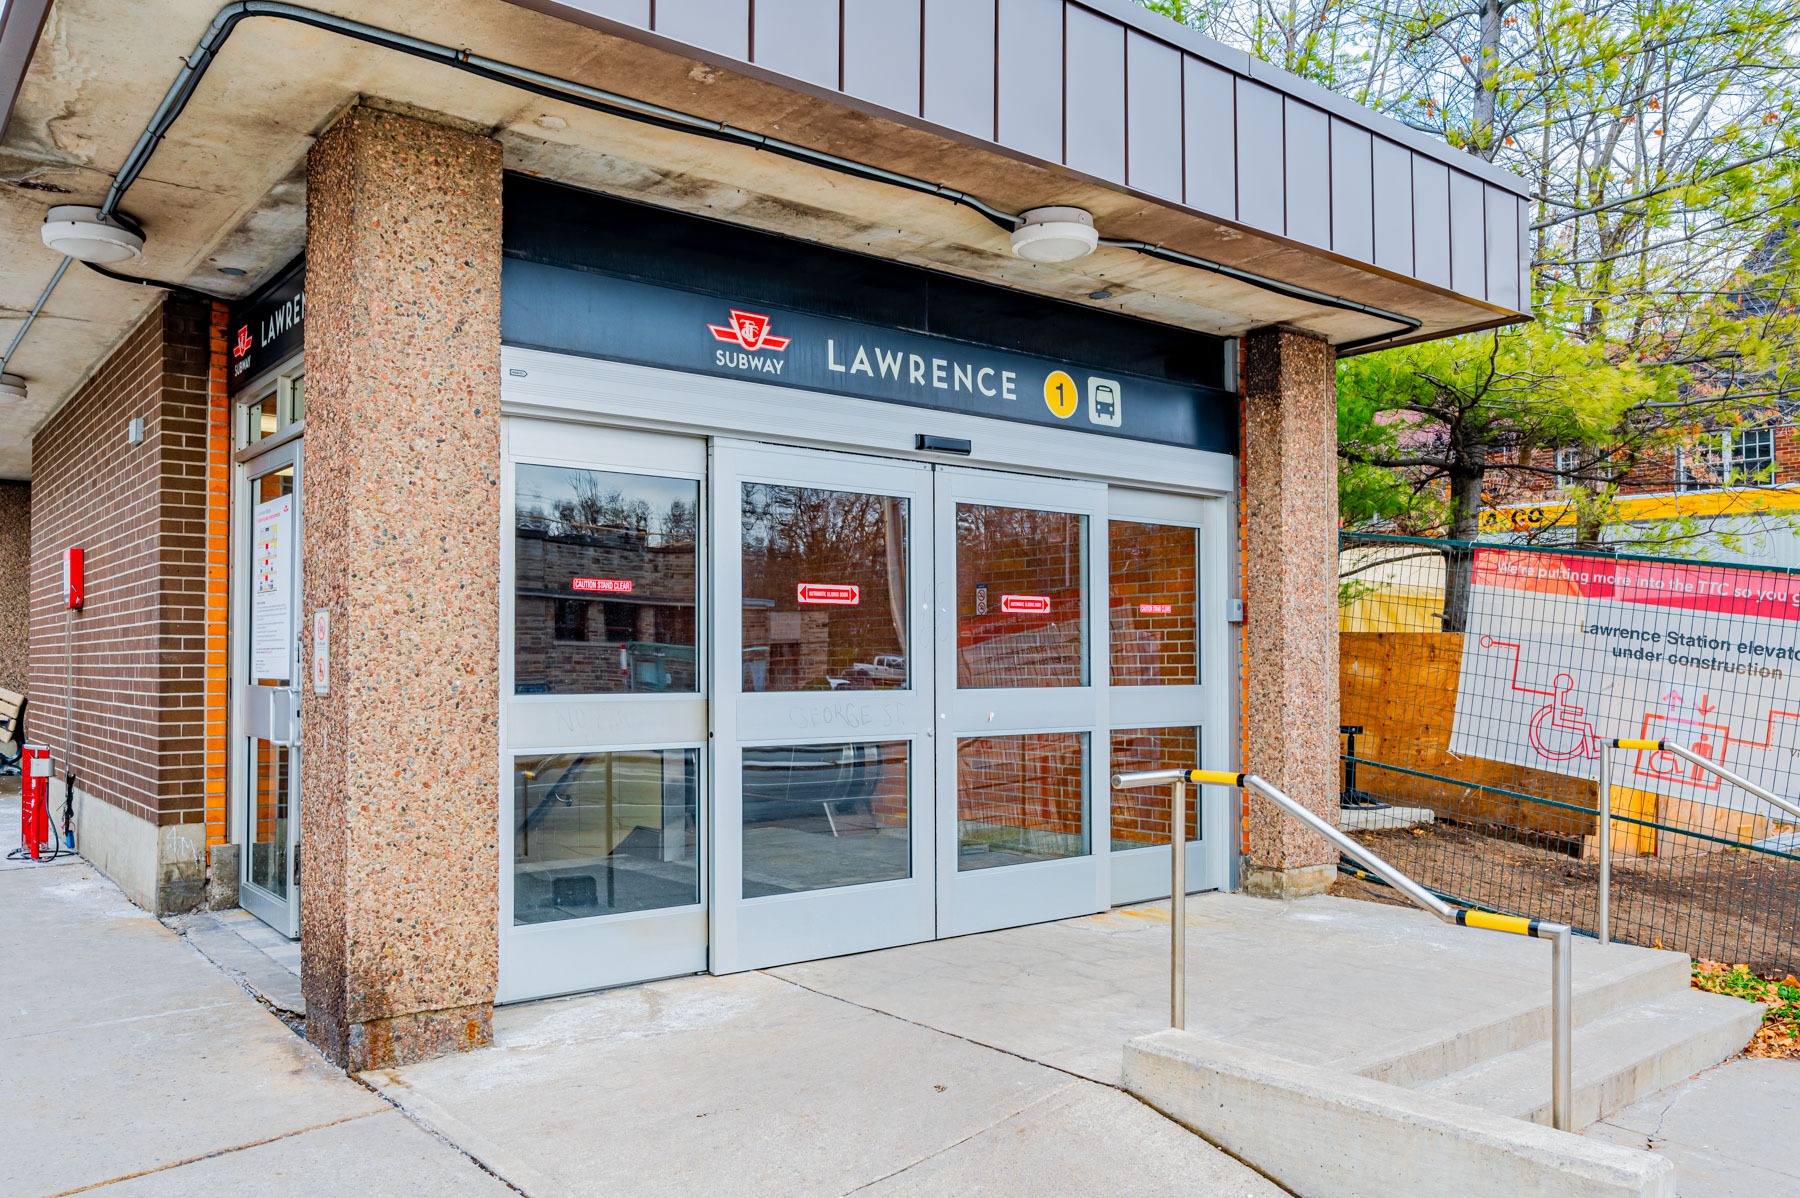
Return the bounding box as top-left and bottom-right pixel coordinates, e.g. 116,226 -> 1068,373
239,440 -> 302,936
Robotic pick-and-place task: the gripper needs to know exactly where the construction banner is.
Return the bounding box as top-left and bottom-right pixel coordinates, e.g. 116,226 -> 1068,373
1447,548 -> 1800,819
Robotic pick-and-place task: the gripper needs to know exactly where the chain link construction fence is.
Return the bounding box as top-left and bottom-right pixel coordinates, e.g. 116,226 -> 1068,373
1337,532 -> 1800,975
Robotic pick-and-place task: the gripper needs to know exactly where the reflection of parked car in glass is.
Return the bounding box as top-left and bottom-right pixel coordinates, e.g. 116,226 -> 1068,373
742,742 -> 885,833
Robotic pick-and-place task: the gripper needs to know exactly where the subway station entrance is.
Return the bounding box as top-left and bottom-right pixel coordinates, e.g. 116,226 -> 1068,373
492,177 -> 1240,1001
498,375 -> 1233,1001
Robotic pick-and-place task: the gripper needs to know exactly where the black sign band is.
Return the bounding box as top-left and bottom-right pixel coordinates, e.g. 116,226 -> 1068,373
228,257 -> 305,394
501,260 -> 1236,453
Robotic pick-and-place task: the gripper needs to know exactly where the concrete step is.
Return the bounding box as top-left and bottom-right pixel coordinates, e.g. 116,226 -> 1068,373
1413,988 -> 1762,1129
1346,943 -> 1694,1088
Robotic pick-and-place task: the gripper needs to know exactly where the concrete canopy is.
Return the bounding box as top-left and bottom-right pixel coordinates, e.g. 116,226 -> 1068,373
0,0 -> 1532,480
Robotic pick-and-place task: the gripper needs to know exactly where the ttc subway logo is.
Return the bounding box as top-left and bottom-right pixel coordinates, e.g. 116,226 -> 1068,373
708,309 -> 791,377
709,310 -> 791,352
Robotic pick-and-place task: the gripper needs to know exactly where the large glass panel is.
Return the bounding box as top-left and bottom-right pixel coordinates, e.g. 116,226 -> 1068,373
1109,521 -> 1200,685
741,484 -> 909,692
1109,727 -> 1202,851
956,732 -> 1088,869
956,505 -> 1087,688
741,740 -> 910,896
247,738 -> 289,897
513,749 -> 700,923
514,465 -> 700,695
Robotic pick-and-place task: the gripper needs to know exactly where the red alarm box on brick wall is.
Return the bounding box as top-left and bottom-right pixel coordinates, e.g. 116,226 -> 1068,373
63,546 -> 83,609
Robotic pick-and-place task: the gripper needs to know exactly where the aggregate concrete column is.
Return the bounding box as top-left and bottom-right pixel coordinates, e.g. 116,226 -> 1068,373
300,106 -> 502,1070
1238,327 -> 1340,898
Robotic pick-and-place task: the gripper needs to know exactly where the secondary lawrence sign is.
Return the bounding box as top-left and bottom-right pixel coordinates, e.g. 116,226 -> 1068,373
1447,549 -> 1800,820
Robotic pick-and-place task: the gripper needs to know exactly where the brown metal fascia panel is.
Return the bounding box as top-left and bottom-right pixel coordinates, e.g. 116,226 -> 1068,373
1337,311 -> 1530,359
499,0 -> 1532,320
505,0 -> 1529,196
0,0 -> 52,138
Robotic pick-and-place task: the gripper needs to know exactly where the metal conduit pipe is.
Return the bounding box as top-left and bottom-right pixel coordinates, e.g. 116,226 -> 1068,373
2,0 -> 1424,378
1113,765 -> 1576,1132
1097,238 -> 1422,348
0,256 -> 70,373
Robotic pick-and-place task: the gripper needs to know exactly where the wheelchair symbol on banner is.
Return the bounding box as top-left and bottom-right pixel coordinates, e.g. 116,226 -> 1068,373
1481,637 -> 1602,762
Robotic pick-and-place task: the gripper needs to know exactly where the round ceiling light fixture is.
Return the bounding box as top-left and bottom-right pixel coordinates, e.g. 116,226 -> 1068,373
1009,207 -> 1098,263
0,373 -> 26,402
41,205 -> 146,263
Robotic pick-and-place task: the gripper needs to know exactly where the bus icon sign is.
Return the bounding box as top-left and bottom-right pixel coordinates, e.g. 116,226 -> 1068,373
1087,377 -> 1122,427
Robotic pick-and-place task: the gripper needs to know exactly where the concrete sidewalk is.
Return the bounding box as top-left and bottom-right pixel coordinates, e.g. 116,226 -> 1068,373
0,862 -> 511,1197
1587,1059 -> 1800,1197
4,852 -> 1279,1198
10,838 -> 1794,1197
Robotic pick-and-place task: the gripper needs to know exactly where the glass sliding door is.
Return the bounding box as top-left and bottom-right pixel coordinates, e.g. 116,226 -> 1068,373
934,467 -> 1109,936
499,421 -> 708,1002
709,441 -> 936,973
1106,489 -> 1230,904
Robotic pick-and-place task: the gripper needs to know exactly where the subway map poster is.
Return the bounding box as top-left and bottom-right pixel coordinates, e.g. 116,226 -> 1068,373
1447,549 -> 1800,819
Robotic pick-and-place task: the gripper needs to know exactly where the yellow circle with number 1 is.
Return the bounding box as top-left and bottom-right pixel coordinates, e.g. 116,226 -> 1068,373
1043,370 -> 1079,419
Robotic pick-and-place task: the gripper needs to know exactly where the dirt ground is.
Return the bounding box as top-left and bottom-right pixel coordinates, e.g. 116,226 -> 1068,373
1330,819 -> 1800,977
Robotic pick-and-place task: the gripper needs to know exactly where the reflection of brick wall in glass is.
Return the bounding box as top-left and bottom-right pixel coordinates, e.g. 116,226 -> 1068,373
740,485 -> 909,692
956,505 -> 1087,689
956,732 -> 1087,869
1109,522 -> 1199,685
1109,727 -> 1201,850
513,465 -> 699,695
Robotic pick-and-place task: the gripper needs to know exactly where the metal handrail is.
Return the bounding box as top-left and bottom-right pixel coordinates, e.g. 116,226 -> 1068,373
1597,738 -> 1800,946
1113,766 -> 1576,1132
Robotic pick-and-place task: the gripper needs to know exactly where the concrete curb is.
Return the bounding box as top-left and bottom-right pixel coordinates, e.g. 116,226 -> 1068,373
1123,1029 -> 1675,1198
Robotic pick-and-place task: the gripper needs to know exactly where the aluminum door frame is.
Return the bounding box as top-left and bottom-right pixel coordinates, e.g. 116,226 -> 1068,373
497,419 -> 710,1003
236,437 -> 303,938
708,439 -> 938,974
933,465 -> 1111,937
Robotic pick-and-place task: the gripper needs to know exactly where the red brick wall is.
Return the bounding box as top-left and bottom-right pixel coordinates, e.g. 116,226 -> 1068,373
27,299 -> 222,828
0,481 -> 28,696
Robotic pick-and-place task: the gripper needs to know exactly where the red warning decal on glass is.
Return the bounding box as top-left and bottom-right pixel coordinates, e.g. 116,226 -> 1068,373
573,578 -> 633,593
1138,603 -> 1173,615
798,583 -> 860,605
999,594 -> 1051,613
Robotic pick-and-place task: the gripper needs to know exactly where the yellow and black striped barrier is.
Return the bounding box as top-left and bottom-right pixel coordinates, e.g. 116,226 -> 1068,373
1455,908 -> 1553,940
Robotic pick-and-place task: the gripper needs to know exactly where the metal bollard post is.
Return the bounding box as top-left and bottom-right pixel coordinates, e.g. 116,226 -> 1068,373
1596,744 -> 1611,946
1551,923 -> 1573,1131
1171,778 -> 1186,1030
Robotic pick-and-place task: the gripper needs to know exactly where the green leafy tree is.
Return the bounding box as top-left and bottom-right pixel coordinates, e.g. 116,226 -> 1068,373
1141,0 -> 1800,596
